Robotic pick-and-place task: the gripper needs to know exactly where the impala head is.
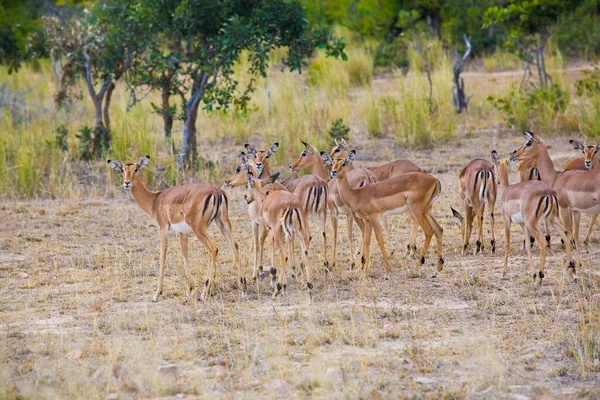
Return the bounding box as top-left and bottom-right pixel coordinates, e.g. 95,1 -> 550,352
245,142 -> 278,174
329,149 -> 356,179
329,138 -> 349,162
510,131 -> 543,162
569,139 -> 599,169
245,171 -> 280,204
491,149 -> 510,184
290,140 -> 319,172
107,155 -> 150,190
225,152 -> 252,188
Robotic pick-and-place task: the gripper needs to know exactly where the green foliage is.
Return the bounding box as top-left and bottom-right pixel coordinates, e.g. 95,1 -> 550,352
487,84 -> 568,131
48,123 -> 69,152
575,65 -> 600,138
328,118 -> 350,141
75,125 -> 110,161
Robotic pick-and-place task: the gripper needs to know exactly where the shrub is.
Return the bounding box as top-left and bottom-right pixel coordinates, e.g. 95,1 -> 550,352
328,118 -> 350,142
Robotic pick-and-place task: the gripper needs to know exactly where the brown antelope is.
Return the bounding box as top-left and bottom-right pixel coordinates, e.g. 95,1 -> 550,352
288,140 -> 375,267
288,141 -> 332,267
451,159 -> 497,255
245,142 -> 279,178
491,150 -> 575,282
564,140 -> 600,247
511,131 -> 600,255
330,150 -> 444,279
327,139 -> 422,255
108,156 -> 245,301
246,172 -> 313,302
225,152 -> 287,193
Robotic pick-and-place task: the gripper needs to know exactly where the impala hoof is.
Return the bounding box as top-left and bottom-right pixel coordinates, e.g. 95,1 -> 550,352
259,272 -> 265,280
573,274 -> 579,282
151,296 -> 158,303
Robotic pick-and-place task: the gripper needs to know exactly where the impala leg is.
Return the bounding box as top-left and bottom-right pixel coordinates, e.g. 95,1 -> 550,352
331,207 -> 338,268
320,208 -> 329,270
584,214 -> 597,250
272,233 -> 286,299
193,228 -> 218,301
258,227 -> 269,280
251,222 -> 260,280
551,218 -> 577,280
573,210 -> 581,252
413,210 -> 434,271
474,207 -> 484,255
462,202 -> 474,254
270,235 -> 276,288
382,215 -> 390,237
524,225 -> 535,278
559,206 -> 574,250
215,217 -> 246,298
346,212 -> 354,262
178,233 -> 193,297
427,213 -> 444,274
361,219 -> 373,272
503,219 -> 511,277
298,234 -> 313,304
489,207 -> 496,255
408,216 -> 419,257
544,218 -> 551,248
353,214 -> 365,260
153,228 -> 168,302
369,216 -> 392,280
525,219 -> 546,284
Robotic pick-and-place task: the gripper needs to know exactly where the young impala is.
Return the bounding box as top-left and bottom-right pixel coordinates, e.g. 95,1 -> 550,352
246,172 -> 313,302
491,151 -> 575,282
511,131 -> 600,254
245,142 -> 279,178
451,158 -> 497,255
108,156 -> 245,302
330,150 -> 444,279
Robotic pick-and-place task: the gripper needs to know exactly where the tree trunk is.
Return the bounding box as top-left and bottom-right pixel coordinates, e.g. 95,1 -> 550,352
103,82 -> 115,144
180,99 -> 200,168
161,83 -> 175,154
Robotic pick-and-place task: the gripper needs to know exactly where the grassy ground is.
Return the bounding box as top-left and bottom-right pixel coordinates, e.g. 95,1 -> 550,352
2,131 -> 600,399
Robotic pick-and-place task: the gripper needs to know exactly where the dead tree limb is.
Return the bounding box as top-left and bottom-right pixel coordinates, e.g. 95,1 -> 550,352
452,33 -> 473,114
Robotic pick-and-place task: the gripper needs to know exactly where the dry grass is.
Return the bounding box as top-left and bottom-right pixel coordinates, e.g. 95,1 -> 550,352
2,133 -> 600,399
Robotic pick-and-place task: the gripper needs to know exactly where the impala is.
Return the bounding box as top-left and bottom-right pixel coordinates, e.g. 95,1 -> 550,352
289,140 -> 375,266
328,139 -> 422,255
245,142 -> 279,178
225,152 -> 286,193
491,150 -> 575,281
511,131 -> 600,253
108,156 -> 245,301
564,139 -> 600,247
246,172 -> 313,302
330,150 -> 444,279
451,158 -> 497,255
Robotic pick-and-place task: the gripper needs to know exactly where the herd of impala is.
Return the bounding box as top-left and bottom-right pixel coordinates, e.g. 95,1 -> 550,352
108,131 -> 600,303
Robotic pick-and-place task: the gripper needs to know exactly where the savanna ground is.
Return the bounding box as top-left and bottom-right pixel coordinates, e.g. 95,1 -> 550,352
3,129 -> 600,399
2,58 -> 600,398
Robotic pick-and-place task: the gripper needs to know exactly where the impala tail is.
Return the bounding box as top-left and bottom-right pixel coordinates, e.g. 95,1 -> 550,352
535,194 -> 556,220
203,189 -> 227,225
280,208 -> 302,239
429,179 -> 442,207
305,184 -> 328,213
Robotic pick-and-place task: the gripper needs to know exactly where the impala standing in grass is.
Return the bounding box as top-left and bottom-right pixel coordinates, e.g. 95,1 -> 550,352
108,156 -> 245,301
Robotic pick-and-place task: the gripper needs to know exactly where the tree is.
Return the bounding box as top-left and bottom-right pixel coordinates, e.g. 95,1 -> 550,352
484,0 -> 582,90
43,1 -> 147,158
127,0 -> 346,168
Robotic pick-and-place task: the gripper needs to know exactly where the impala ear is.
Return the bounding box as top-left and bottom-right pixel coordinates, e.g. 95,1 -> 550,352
240,151 -> 249,165
341,138 -> 348,148
450,207 -> 464,223
570,139 -> 584,151
524,131 -> 535,140
321,151 -> 333,165
135,155 -> 150,172
346,149 -> 356,163
262,173 -> 280,185
247,171 -> 255,187
244,144 -> 257,158
267,142 -> 279,158
107,159 -> 124,172
596,143 -> 600,153
491,150 -> 499,166
334,138 -> 339,146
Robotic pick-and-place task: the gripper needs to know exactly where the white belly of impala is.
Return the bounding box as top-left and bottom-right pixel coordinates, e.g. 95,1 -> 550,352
383,205 -> 409,217
573,204 -> 600,214
169,222 -> 193,234
510,212 -> 524,223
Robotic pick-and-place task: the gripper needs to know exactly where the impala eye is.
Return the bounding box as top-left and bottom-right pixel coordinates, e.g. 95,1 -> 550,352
525,141 -> 532,147
334,148 -> 340,153
235,166 -> 241,173
301,152 -> 306,157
